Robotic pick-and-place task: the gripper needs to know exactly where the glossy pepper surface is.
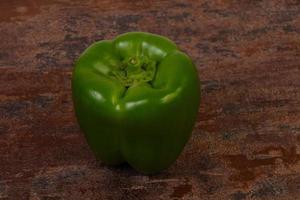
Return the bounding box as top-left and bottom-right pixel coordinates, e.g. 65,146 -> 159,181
72,32 -> 200,174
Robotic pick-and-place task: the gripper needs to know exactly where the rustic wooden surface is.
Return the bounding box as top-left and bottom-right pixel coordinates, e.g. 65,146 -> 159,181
1,0 -> 300,199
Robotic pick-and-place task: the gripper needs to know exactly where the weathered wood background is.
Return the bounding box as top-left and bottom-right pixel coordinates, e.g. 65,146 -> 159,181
1,0 -> 300,199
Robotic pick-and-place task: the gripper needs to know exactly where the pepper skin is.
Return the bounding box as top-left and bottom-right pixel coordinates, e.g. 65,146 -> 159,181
72,32 -> 200,174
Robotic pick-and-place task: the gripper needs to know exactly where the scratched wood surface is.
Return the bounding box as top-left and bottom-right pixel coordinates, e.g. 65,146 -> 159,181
0,0 -> 300,199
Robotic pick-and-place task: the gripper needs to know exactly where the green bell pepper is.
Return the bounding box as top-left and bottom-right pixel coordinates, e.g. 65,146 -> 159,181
72,32 -> 200,174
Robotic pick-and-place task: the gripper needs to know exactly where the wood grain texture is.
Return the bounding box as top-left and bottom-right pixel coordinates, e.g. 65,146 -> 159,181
0,0 -> 300,199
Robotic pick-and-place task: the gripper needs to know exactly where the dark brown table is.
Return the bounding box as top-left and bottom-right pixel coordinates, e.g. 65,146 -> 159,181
1,0 -> 300,199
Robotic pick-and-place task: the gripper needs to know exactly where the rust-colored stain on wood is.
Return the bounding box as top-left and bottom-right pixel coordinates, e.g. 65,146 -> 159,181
0,0 -> 300,199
